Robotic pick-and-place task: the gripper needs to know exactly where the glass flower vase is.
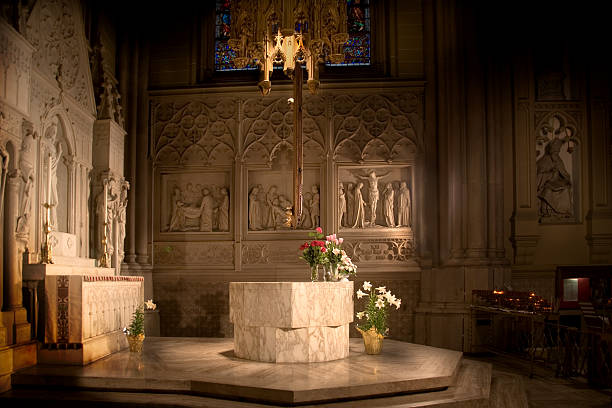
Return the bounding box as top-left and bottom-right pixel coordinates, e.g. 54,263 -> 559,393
323,263 -> 340,282
310,264 -> 320,282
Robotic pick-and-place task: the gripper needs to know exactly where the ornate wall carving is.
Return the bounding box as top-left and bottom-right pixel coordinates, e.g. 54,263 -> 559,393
333,93 -> 422,163
150,86 -> 424,273
153,99 -> 237,165
24,0 -> 95,115
242,95 -> 325,164
154,242 -> 234,266
534,107 -> 582,223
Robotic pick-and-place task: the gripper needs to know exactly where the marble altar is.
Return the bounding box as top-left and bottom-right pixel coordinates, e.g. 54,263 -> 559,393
229,281 -> 353,363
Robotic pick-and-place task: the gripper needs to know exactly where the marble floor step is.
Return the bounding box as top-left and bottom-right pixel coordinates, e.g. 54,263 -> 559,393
4,360 -> 494,408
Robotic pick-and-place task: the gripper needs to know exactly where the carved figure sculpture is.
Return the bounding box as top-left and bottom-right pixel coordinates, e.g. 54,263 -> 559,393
248,186 -> 262,230
117,181 -> 129,264
383,182 -> 395,227
346,182 -> 355,227
218,188 -> 230,232
300,192 -> 313,229
16,174 -> 34,235
356,170 -> 389,226
0,144 -> 9,216
397,181 -> 411,227
536,120 -> 577,220
352,182 -> 366,228
17,125 -> 36,237
265,185 -> 279,228
310,184 -> 320,228
46,117 -> 63,228
168,186 -> 185,231
199,187 -> 214,232
338,182 -> 346,227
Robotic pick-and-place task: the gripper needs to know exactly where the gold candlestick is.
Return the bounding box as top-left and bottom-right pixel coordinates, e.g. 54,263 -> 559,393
99,221 -> 110,268
40,202 -> 54,264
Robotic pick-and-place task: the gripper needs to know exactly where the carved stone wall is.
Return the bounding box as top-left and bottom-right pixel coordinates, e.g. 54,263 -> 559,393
150,85 -> 424,337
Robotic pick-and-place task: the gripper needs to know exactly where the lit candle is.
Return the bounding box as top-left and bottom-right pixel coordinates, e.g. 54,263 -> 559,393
103,181 -> 108,224
46,153 -> 52,205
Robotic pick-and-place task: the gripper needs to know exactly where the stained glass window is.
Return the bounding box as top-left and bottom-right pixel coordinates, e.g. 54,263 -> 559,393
327,0 -> 371,66
214,0 -> 257,71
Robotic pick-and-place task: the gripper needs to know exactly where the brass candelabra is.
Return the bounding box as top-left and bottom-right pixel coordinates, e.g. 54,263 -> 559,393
98,221 -> 110,268
40,202 -> 54,264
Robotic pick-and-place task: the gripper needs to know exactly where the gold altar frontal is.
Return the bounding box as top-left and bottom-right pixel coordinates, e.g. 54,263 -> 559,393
5,337 -> 496,407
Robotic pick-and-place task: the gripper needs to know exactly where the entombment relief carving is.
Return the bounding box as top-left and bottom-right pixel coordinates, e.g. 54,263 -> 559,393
535,114 -> 580,223
166,182 -> 230,233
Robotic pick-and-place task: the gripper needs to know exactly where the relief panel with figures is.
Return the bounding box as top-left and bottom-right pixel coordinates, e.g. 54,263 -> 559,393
338,166 -> 412,230
159,171 -> 231,233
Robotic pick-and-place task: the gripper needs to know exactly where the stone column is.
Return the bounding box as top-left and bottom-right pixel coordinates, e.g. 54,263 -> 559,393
3,170 -> 30,344
122,34 -> 138,264
135,37 -> 150,265
3,170 -> 21,310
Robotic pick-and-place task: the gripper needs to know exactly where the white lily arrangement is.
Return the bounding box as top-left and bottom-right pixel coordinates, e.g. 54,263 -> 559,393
355,281 -> 401,336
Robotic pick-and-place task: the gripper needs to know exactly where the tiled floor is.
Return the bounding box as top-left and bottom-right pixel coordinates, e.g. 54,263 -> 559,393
466,353 -> 612,408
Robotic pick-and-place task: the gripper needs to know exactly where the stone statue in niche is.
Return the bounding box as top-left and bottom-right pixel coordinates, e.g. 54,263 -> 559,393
346,182 -> 355,228
96,178 -> 118,262
17,124 -> 37,238
536,115 -> 578,222
116,181 -> 129,264
0,144 -> 9,214
199,187 -> 214,232
397,181 -> 411,227
338,182 -> 346,227
218,188 -> 230,232
355,170 -> 390,226
300,192 -> 312,229
248,185 -> 263,230
309,185 -> 320,228
167,183 -> 230,232
45,117 -> 63,228
352,182 -> 366,228
383,182 -> 395,227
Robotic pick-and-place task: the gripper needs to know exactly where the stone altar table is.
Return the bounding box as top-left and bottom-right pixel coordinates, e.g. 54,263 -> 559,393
229,281 -> 353,363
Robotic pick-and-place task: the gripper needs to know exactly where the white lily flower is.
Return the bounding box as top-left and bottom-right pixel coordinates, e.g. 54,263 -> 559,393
145,299 -> 157,310
393,298 -> 402,309
333,248 -> 341,255
376,286 -> 386,294
375,299 -> 385,309
356,289 -> 366,299
356,311 -> 365,319
363,281 -> 372,291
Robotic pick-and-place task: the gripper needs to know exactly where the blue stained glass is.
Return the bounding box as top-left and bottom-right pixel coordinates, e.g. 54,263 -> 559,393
214,0 -> 257,71
327,0 -> 371,66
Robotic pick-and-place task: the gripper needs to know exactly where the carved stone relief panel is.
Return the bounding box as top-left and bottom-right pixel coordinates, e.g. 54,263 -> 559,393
242,96 -> 325,164
535,110 -> 581,223
154,242 -> 234,266
338,166 -> 412,230
343,239 -> 416,264
241,241 -> 302,265
333,93 -> 422,163
159,171 -> 231,233
24,0 -> 95,115
153,99 -> 237,165
248,159 -> 320,231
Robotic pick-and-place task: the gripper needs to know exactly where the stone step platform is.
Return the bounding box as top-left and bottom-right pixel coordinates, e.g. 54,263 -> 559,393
7,337 -> 498,406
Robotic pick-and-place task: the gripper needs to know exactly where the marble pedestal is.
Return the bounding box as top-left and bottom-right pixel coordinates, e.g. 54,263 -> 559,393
229,281 -> 353,363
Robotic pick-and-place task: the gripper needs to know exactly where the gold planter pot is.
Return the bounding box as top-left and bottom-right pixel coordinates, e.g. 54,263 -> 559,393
357,327 -> 384,355
127,334 -> 145,352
